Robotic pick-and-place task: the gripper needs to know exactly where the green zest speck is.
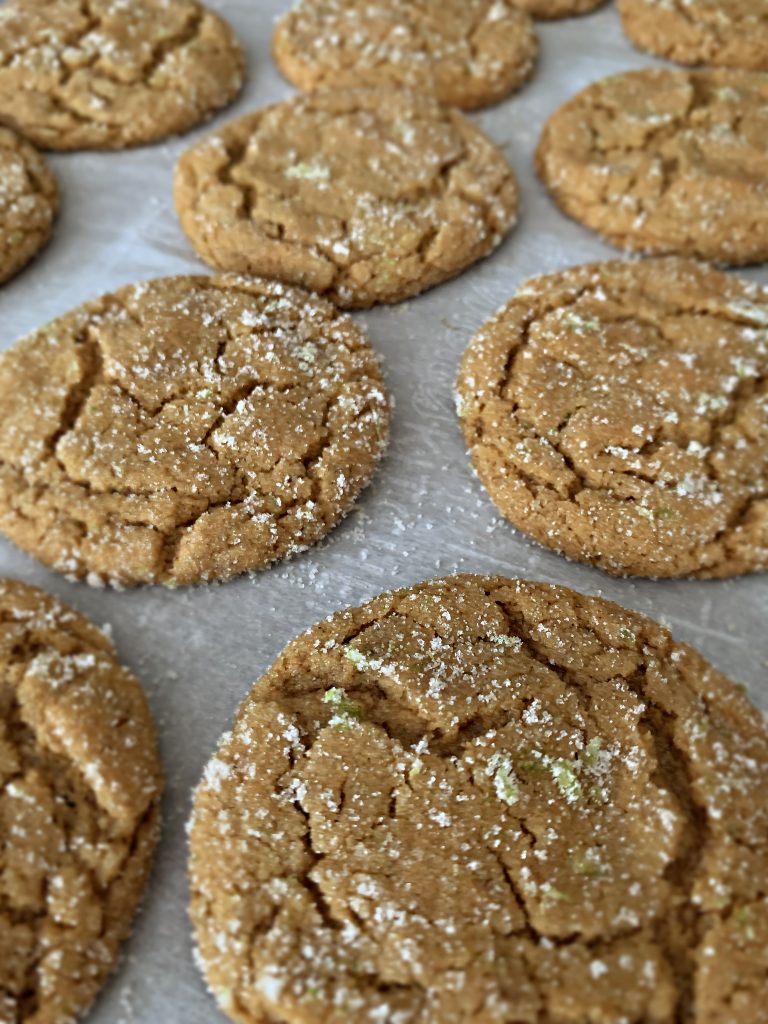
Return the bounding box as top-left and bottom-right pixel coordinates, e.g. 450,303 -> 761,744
323,687 -> 364,729
551,758 -> 582,804
488,753 -> 520,806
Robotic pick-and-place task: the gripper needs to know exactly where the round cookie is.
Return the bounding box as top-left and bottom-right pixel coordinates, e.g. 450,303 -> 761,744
618,0 -> 768,72
0,126 -> 57,284
174,89 -> 519,309
536,68 -> 768,265
512,0 -> 605,20
0,578 -> 162,1024
0,275 -> 390,587
272,0 -> 537,109
190,573 -> 768,1024
456,257 -> 768,579
0,0 -> 245,151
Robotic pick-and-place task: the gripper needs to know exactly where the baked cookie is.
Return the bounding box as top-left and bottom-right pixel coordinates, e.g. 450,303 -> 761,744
512,0 -> 605,20
190,573 -> 768,1024
0,275 -> 390,587
0,0 -> 245,150
174,89 -> 518,309
619,0 -> 768,72
272,0 -> 537,109
457,258 -> 768,578
536,68 -> 768,265
0,126 -> 57,284
0,578 -> 162,1024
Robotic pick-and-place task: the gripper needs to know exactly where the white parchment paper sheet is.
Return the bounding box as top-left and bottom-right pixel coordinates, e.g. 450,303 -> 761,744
1,3 -> 766,1021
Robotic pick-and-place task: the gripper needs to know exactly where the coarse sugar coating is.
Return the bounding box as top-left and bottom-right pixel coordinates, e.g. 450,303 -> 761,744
618,0 -> 768,72
0,0 -> 245,150
0,577 -> 162,1024
189,573 -> 768,1024
536,68 -> 768,265
0,126 -> 58,285
456,257 -> 768,578
174,88 -> 519,309
0,275 -> 390,587
272,0 -> 537,109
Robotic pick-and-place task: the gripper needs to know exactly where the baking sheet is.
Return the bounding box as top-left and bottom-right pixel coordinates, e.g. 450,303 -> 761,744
1,2 -> 766,1021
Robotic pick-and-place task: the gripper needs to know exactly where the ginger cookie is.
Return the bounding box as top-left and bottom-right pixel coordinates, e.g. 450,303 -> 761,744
536,68 -> 768,265
456,258 -> 768,579
174,89 -> 518,309
272,0 -> 537,109
619,0 -> 768,72
189,572 -> 768,1024
0,0 -> 245,151
511,0 -> 605,20
0,577 -> 162,1024
0,275 -> 390,587
0,126 -> 57,285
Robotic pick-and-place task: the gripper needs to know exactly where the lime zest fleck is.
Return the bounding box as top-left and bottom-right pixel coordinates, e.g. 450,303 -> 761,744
572,848 -> 608,878
541,884 -> 569,906
618,627 -> 636,644
488,753 -> 520,806
345,646 -> 369,670
735,907 -> 755,941
322,687 -> 363,730
550,758 -> 582,803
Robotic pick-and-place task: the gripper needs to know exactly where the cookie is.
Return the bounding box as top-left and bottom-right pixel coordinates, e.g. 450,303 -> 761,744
457,257 -> 768,579
512,0 -> 605,20
0,275 -> 390,587
536,68 -> 768,265
0,0 -> 245,151
272,0 -> 537,109
619,0 -> 768,72
174,89 -> 518,309
189,572 -> 768,1024
0,126 -> 57,285
0,578 -> 162,1024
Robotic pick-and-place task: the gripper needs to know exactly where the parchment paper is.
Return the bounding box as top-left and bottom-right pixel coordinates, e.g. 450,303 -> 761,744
1,3 -> 765,1021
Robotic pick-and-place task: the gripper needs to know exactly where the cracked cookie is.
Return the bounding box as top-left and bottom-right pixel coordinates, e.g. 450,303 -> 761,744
272,0 -> 537,109
511,0 -> 605,20
619,0 -> 768,72
0,0 -> 245,151
0,275 -> 390,587
0,577 -> 162,1024
0,126 -> 57,285
456,257 -> 768,578
536,68 -> 768,265
174,89 -> 518,309
189,572 -> 768,1024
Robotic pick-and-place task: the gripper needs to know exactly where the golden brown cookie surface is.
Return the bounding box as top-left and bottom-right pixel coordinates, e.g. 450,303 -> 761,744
619,0 -> 768,71
272,0 -> 537,109
0,126 -> 57,285
190,573 -> 768,1024
0,0 -> 245,150
0,276 -> 390,587
456,258 -> 768,578
536,69 -> 768,265
511,0 -> 604,20
174,89 -> 518,309
0,578 -> 162,1024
